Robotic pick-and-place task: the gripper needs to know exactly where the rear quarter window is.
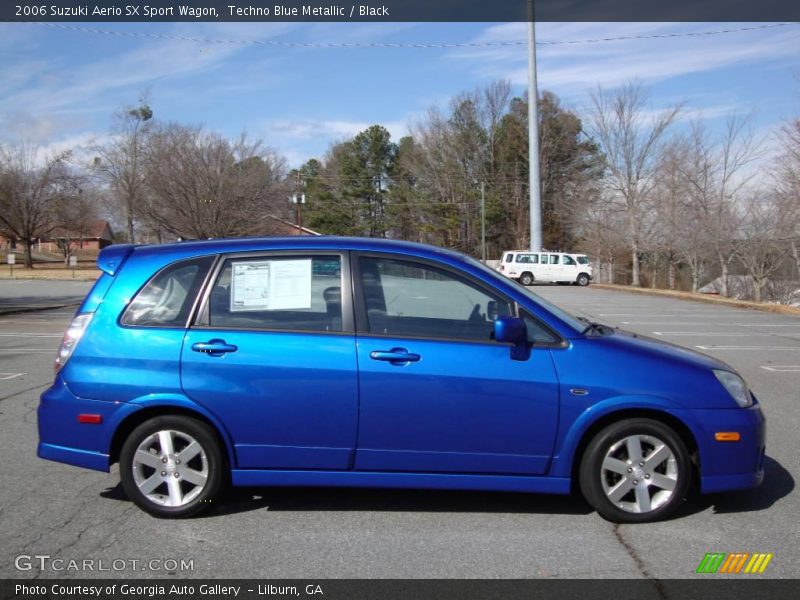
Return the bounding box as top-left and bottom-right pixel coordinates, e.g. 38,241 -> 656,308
121,256 -> 215,328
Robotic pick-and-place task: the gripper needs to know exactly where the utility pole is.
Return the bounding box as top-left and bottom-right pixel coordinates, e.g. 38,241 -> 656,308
527,12 -> 542,252
480,181 -> 486,262
291,171 -> 305,230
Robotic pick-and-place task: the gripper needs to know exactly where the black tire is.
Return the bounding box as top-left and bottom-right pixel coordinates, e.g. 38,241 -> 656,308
120,415 -> 226,518
519,272 -> 534,286
579,418 -> 691,523
576,273 -> 590,286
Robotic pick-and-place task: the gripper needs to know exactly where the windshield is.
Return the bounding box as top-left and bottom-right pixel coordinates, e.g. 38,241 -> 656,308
461,256 -> 586,334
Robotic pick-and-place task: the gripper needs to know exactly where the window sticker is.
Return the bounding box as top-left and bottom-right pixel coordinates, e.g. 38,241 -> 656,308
230,259 -> 312,312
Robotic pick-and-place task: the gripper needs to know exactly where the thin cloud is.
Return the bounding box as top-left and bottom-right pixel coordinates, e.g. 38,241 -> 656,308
449,22 -> 800,92
266,117 -> 409,142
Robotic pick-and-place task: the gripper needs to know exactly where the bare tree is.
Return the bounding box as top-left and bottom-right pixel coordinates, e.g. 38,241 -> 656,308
578,194 -> 627,283
588,82 -> 682,286
53,187 -> 101,264
675,116 -> 763,295
141,124 -> 288,239
774,116 -> 800,277
0,145 -> 77,268
737,195 -> 791,302
651,139 -> 693,289
92,100 -> 153,243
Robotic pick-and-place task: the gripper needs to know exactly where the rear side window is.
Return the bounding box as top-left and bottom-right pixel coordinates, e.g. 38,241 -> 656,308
504,254 -> 514,263
205,255 -> 343,332
121,256 -> 214,328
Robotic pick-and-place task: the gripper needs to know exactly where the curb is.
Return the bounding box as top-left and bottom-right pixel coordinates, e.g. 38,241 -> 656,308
0,303 -> 80,317
591,284 -> 800,317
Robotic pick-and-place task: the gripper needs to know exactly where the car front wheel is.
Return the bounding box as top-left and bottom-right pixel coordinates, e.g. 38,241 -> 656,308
579,418 -> 691,523
120,416 -> 226,518
576,273 -> 590,286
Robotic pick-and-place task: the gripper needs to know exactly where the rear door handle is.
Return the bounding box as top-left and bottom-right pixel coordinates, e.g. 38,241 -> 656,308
369,348 -> 421,365
191,339 -> 238,357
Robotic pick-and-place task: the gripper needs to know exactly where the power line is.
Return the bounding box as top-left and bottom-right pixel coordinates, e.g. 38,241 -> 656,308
28,21 -> 800,49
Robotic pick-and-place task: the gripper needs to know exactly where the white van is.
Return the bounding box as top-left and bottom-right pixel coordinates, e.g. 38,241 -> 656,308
497,251 -> 593,286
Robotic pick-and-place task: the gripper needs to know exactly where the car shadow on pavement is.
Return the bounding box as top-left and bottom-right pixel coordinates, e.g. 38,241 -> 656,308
99,481 -> 593,517
204,486 -> 594,518
99,455 -> 792,519
678,456 -> 794,517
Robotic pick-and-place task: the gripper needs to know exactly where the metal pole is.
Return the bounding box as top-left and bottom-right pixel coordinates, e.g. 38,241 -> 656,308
294,171 -> 304,230
527,17 -> 542,252
480,181 -> 486,262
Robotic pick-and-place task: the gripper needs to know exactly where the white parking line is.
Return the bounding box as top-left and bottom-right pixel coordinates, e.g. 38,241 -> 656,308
600,313 -> 686,317
621,321 -> 779,325
0,372 -> 26,380
653,331 -> 800,336
738,323 -> 800,327
0,333 -> 62,338
0,349 -> 56,353
760,366 -> 800,372
622,314 -> 780,318
696,345 -> 800,350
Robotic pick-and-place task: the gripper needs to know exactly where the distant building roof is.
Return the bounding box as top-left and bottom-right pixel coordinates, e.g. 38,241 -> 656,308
48,220 -> 114,241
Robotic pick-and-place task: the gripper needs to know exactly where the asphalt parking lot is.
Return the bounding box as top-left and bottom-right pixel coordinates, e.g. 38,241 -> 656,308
0,281 -> 796,579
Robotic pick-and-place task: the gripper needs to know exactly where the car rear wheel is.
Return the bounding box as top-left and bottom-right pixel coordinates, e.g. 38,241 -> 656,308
519,272 -> 534,286
579,419 -> 691,523
576,273 -> 590,286
120,416 -> 226,518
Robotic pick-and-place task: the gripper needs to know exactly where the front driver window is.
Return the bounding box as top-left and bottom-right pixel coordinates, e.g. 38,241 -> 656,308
359,257 -> 512,341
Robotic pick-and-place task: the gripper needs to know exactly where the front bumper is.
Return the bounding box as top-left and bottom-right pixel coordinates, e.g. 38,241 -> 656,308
686,403 -> 766,494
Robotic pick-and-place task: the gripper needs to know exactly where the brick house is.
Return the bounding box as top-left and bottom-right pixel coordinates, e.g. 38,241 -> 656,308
1,220 -> 115,253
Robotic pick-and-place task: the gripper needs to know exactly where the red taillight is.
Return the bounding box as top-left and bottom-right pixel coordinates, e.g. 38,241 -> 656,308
78,414 -> 102,424
55,313 -> 93,373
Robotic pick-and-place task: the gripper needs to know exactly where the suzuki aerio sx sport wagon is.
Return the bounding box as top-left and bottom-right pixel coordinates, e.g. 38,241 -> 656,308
38,237 -> 765,522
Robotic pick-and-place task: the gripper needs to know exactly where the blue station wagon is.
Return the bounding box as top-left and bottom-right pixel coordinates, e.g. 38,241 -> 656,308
38,237 -> 766,522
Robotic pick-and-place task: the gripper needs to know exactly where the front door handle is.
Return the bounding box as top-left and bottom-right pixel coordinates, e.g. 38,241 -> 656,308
369,348 -> 421,365
191,339 -> 238,357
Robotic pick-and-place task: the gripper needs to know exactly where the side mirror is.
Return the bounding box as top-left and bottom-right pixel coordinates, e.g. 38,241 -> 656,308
493,316 -> 531,361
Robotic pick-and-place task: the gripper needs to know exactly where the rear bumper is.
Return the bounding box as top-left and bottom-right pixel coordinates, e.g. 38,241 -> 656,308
38,443 -> 109,471
37,377 -> 138,473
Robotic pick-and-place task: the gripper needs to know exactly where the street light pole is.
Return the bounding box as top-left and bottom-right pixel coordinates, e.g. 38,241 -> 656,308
480,181 -> 486,262
527,16 -> 542,252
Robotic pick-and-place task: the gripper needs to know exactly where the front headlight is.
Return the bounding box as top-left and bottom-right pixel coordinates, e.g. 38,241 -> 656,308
713,369 -> 752,408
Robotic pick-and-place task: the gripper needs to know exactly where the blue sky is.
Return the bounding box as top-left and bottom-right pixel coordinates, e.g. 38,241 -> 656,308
1,21 -> 799,167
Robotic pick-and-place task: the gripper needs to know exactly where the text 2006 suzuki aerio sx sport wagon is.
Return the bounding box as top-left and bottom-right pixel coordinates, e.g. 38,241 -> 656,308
38,237 -> 765,522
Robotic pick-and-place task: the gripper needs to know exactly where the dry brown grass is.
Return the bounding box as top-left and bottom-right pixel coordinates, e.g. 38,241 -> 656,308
0,266 -> 100,281
592,284 -> 800,317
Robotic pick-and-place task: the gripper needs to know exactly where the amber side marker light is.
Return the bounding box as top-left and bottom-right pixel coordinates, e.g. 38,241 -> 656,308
715,432 -> 741,442
78,414 -> 103,424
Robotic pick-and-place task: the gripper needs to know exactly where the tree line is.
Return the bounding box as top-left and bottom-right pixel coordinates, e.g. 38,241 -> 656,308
1,81 -> 799,303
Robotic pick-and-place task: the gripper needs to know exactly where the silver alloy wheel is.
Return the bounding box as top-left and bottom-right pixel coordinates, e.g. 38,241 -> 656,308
132,429 -> 209,507
600,434 -> 678,514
